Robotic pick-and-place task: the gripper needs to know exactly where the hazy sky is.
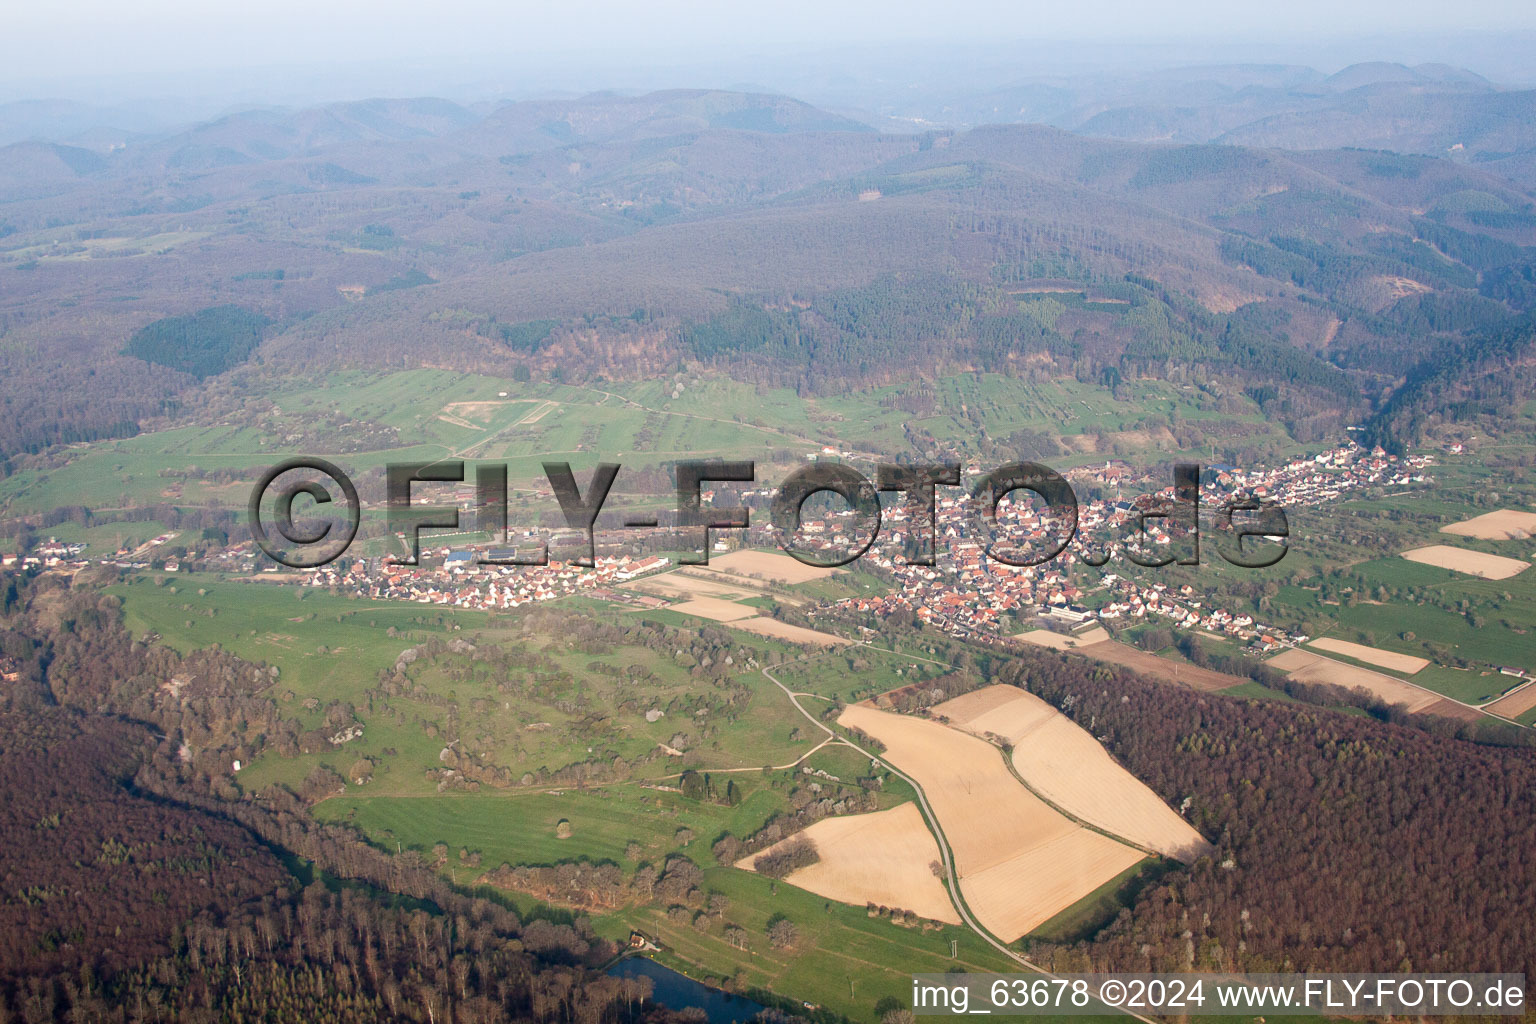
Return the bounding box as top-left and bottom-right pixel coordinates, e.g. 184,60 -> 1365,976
6,0 -> 1536,101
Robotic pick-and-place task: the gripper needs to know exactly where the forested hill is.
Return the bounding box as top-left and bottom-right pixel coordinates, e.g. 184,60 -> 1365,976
0,709 -> 289,977
0,581 -> 688,1024
253,123 -> 1534,445
1364,313 -> 1536,453
1,88 -> 1535,456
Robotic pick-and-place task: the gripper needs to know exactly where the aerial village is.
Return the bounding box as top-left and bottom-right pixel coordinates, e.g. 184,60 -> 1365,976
29,440 -> 1433,656
832,442 -> 1434,652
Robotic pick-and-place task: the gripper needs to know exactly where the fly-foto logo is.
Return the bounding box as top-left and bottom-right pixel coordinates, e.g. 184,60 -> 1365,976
247,458 -> 1288,570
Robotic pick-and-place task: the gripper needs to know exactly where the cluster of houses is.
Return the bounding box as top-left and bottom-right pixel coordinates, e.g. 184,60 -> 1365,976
1095,575 -> 1307,653
8,440 -> 1433,660
828,442 -> 1433,651
1202,444 -> 1432,508
1,539 -> 86,569
300,551 -> 672,609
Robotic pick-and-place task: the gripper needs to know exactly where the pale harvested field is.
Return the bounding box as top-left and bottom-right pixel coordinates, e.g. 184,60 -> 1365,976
1487,683 -> 1536,720
1077,640 -> 1246,692
730,617 -> 845,646
620,573 -> 759,601
837,703 -> 1144,941
668,597 -> 759,622
930,684 -> 1046,734
1440,509 -> 1536,540
1402,544 -> 1529,581
736,802 -> 958,924
838,704 -> 1073,873
1014,630 -> 1074,651
678,567 -> 771,592
1309,638 -> 1429,675
1014,626 -> 1110,650
653,583 -> 843,643
676,567 -> 808,607
932,686 -> 1210,862
708,549 -> 836,585
1267,649 -> 1440,712
963,832 -> 1144,937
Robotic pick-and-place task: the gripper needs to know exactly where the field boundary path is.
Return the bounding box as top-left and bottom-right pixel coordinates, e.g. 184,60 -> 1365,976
759,659 -> 1161,1024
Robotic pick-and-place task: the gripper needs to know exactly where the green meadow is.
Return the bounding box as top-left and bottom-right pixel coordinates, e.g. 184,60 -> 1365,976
0,368 -> 1296,545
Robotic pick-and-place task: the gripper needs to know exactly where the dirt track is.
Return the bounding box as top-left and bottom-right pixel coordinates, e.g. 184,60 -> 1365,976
933,685 -> 1210,862
837,702 -> 1144,941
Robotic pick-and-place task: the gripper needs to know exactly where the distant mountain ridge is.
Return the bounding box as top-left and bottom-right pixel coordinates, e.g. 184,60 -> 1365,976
879,61 -> 1534,179
0,82 -> 1533,456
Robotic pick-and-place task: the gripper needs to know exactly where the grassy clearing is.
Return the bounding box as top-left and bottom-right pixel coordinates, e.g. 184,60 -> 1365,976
316,785 -> 785,870
769,646 -> 948,703
112,574 -> 490,701
788,566 -> 890,603
0,368 -> 1292,531
614,866 -> 1020,1021
1220,681 -> 1303,703
1410,666 -> 1516,705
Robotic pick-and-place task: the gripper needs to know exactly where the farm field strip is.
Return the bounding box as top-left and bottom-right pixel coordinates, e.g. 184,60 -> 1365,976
1074,639 -> 1247,692
836,702 -> 1144,941
1439,509 -> 1536,540
623,569 -> 847,645
1308,638 -> 1430,675
1401,544 -> 1530,581
736,802 -> 959,924
1267,649 -> 1443,712
1419,697 -> 1486,722
1487,681 -> 1536,720
962,832 -> 1144,941
1013,626 -> 1110,650
665,597 -> 759,621
729,618 -> 846,646
706,549 -> 838,585
619,574 -> 761,601
931,685 -> 1211,862
675,564 -> 817,604
674,567 -> 811,606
